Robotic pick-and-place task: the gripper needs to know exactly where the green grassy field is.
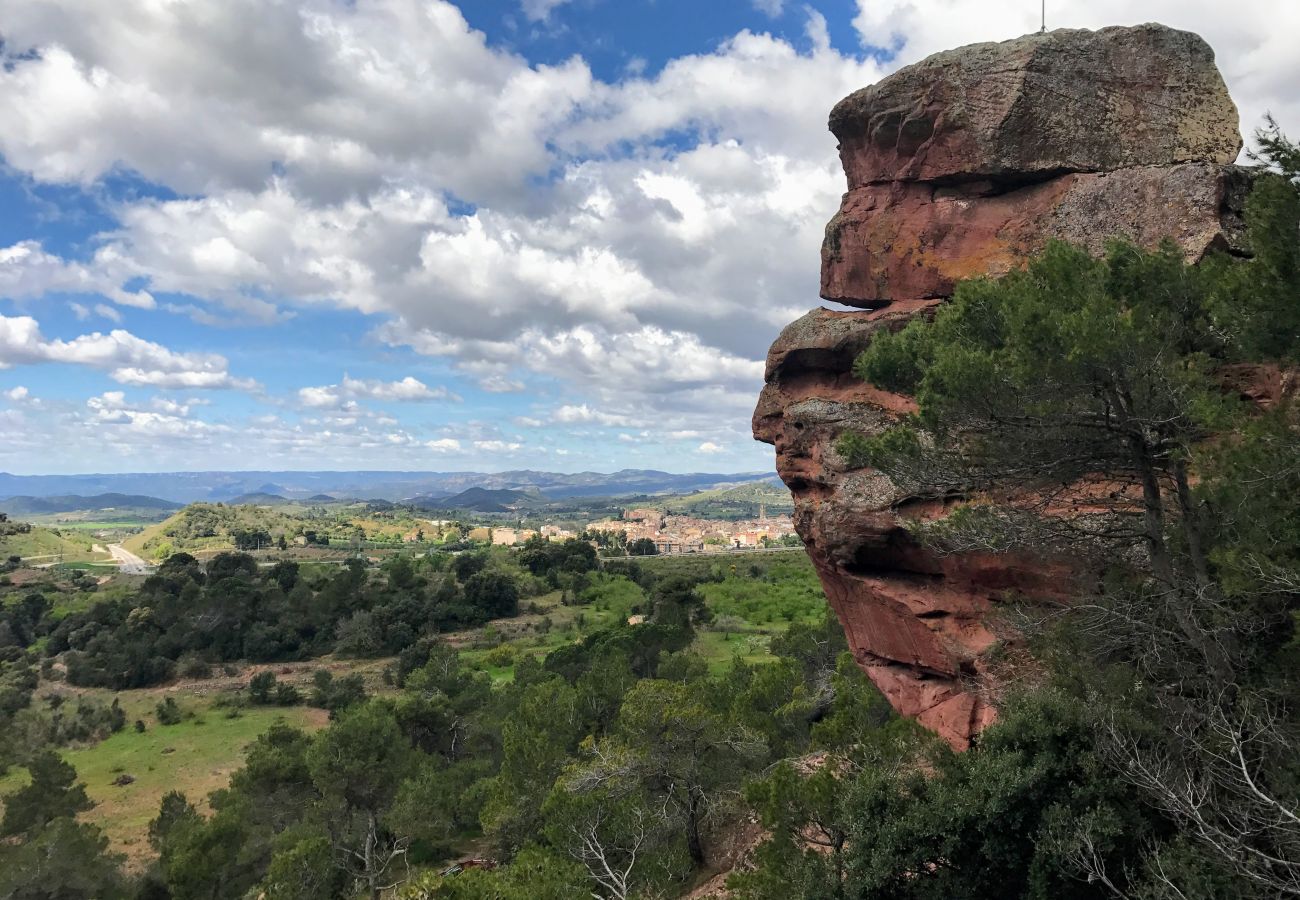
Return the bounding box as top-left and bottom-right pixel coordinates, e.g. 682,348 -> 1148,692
0,524 -> 111,563
0,692 -> 327,869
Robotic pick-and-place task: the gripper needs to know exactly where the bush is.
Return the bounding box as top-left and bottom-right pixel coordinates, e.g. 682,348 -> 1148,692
273,683 -> 302,706
177,653 -> 212,680
155,697 -> 183,726
248,671 -> 277,705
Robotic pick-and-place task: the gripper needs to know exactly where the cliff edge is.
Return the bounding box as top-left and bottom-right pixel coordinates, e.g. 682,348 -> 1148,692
754,23 -> 1246,749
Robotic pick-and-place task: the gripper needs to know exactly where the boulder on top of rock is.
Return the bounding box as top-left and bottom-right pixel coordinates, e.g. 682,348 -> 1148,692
831,23 -> 1241,189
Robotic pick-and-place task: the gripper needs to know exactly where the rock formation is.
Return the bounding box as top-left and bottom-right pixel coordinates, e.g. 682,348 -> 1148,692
754,23 -> 1246,749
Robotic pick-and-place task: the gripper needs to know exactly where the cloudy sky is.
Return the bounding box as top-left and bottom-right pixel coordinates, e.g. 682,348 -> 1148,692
0,0 -> 1295,475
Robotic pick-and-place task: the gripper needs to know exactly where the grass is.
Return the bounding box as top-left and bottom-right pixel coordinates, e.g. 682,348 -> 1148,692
0,693 -> 327,869
0,524 -> 111,563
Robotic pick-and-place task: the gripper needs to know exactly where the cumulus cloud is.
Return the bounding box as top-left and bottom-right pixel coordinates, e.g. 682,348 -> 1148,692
85,390 -> 224,438
697,441 -> 724,454
298,374 -> 458,409
0,314 -> 257,390
4,385 -> 30,401
0,0 -> 592,204
0,0 -> 1292,471
0,2 -> 877,446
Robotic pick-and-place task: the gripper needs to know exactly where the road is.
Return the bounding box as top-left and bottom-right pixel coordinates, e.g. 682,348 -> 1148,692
108,543 -> 153,575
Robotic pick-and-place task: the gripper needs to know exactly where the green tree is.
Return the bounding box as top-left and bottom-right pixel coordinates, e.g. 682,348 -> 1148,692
0,817 -> 127,900
260,826 -> 347,900
463,571 -> 520,619
481,677 -> 581,857
1,750 -> 93,837
597,679 -> 764,865
398,847 -> 586,899
307,702 -> 417,900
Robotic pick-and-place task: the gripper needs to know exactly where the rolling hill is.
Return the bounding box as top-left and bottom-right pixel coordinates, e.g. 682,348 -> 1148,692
0,493 -> 181,516
433,487 -> 534,512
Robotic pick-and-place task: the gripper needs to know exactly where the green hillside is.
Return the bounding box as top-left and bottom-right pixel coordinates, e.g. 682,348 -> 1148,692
124,500 -> 452,559
660,478 -> 793,519
0,517 -> 111,564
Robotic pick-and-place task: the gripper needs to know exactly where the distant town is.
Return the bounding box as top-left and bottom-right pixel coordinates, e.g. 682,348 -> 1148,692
479,505 -> 799,555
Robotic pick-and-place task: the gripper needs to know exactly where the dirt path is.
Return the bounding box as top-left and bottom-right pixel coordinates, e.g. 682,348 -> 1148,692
108,543 -> 151,574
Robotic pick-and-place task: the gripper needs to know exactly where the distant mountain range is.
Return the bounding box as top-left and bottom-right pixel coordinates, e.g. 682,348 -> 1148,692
0,492 -> 184,516
0,470 -> 778,505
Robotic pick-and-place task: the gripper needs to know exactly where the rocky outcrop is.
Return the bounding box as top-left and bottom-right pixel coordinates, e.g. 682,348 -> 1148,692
754,24 -> 1245,749
831,24 -> 1240,189
822,162 -> 1251,305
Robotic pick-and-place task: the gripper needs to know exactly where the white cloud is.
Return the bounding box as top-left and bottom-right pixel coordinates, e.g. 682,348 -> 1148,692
297,374 -> 457,409
426,438 -> 462,452
520,0 -> 573,22
477,374 -> 526,394
0,0 -> 593,204
85,390 -> 223,438
553,404 -> 637,427
698,441 -> 724,454
0,0 -> 1292,473
4,385 -> 30,401
92,303 -> 123,323
0,314 -> 257,390
474,439 -> 522,452
752,0 -> 785,17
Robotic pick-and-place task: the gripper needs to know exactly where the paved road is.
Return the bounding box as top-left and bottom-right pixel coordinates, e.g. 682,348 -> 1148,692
108,543 -> 152,575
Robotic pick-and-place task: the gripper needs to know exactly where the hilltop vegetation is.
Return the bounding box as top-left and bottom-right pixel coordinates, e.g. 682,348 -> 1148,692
124,501 -> 459,559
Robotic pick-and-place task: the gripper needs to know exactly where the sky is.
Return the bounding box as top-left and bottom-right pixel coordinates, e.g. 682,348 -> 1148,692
0,0 -> 1296,475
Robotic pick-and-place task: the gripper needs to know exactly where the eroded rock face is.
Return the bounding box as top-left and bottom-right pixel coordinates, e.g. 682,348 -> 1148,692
831,23 -> 1241,189
755,24 -> 1244,749
822,163 -> 1252,306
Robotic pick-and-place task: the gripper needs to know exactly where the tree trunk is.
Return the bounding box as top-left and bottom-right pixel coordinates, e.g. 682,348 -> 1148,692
685,787 -> 705,865
366,811 -> 381,900
1130,440 -> 1176,587
1172,459 -> 1212,588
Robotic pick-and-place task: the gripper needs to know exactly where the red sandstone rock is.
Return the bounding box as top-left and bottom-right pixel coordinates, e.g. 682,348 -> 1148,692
756,24 -> 1248,749
822,163 -> 1251,306
755,309 -> 1073,748
831,24 -> 1241,190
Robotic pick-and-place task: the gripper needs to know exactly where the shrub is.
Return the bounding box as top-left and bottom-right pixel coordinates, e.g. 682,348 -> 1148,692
155,697 -> 183,726
177,653 -> 212,680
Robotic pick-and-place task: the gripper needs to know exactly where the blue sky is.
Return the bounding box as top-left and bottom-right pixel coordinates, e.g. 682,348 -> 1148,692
0,0 -> 1294,475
